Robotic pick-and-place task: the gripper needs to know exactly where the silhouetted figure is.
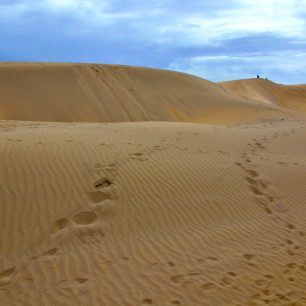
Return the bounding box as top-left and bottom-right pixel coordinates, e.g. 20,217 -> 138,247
257,75 -> 260,78
265,77 -> 268,80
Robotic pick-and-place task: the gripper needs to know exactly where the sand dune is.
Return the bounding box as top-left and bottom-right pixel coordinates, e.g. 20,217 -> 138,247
0,63 -> 283,124
220,78 -> 306,113
1,64 -> 306,306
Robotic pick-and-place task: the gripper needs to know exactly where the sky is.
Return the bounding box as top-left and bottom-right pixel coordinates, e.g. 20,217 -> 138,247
1,0 -> 306,84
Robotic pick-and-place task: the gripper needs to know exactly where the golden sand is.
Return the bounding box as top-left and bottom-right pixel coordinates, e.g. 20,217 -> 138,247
0,63 -> 306,306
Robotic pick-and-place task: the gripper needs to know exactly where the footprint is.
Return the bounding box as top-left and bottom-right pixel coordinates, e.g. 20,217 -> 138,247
287,262 -> 298,269
262,289 -> 273,296
88,190 -> 112,203
263,207 -> 273,215
285,240 -> 294,246
257,179 -> 269,189
142,298 -> 153,305
75,278 -> 88,284
32,248 -> 59,260
246,170 -> 259,178
94,178 -> 112,189
221,271 -> 237,286
60,278 -> 88,288
243,254 -> 261,266
244,176 -> 258,185
300,265 -> 306,272
221,277 -> 232,286
129,152 -> 143,156
254,279 -> 267,287
287,247 -> 299,256
88,178 -> 115,203
0,267 -> 15,279
265,194 -> 274,203
287,291 -> 300,299
170,275 -> 184,284
250,293 -> 261,299
171,300 -> 181,305
72,211 -> 97,225
243,254 -> 256,261
51,218 -> 69,235
206,256 -> 218,262
299,231 -> 306,237
249,186 -> 264,196
129,152 -> 148,161
188,272 -> 201,277
283,269 -> 293,277
93,201 -> 117,219
44,248 -> 59,256
270,201 -> 288,213
75,225 -> 106,243
227,271 -> 237,277
201,283 -> 216,290
286,223 -> 295,230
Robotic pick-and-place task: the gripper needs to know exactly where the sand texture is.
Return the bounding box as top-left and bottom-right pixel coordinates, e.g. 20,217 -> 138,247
0,63 -> 287,124
220,78 -> 306,113
0,63 -> 306,306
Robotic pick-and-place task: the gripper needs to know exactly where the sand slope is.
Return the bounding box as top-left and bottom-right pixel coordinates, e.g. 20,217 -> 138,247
0,63 -> 281,124
220,78 -> 306,113
1,64 -> 306,306
1,118 -> 306,305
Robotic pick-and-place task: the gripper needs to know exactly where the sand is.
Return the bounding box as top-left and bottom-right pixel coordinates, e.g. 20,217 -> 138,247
0,63 -> 306,306
0,63 -> 285,124
220,78 -> 306,113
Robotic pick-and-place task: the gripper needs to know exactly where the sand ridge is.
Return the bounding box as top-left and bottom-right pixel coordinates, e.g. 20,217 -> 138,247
220,78 -> 306,113
0,63 -> 284,125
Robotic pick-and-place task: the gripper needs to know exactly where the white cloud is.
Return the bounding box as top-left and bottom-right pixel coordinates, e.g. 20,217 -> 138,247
0,0 -> 135,25
1,0 -> 306,83
157,0 -> 306,46
168,51 -> 306,84
1,0 -> 306,43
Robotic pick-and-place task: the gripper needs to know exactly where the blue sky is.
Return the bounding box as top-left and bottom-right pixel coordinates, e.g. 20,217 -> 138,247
1,0 -> 306,84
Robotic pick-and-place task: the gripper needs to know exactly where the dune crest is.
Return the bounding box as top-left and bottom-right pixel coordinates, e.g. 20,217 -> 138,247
220,78 -> 306,112
0,63 -> 284,124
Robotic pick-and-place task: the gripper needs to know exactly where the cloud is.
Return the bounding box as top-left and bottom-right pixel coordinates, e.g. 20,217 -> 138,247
150,0 -> 306,46
0,0 -> 306,83
168,50 -> 306,84
2,0 -> 305,40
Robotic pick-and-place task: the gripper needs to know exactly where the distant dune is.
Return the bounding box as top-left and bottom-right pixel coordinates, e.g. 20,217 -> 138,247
220,78 -> 306,112
0,63 -> 287,124
1,63 -> 306,305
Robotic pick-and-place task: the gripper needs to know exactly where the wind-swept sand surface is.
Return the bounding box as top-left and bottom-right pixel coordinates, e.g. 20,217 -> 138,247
1,63 -> 306,306
221,78 -> 306,112
0,63 -> 285,124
